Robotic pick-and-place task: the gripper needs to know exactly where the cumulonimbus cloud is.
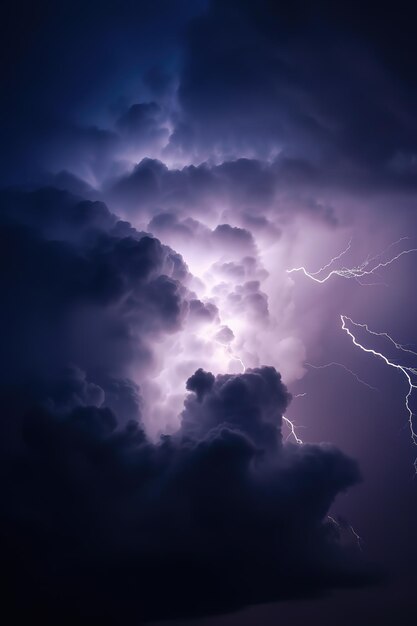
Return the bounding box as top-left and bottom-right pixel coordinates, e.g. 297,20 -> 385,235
0,187 -> 376,623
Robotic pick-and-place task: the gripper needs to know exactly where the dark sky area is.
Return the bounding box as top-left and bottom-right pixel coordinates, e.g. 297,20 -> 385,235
1,2 -> 417,625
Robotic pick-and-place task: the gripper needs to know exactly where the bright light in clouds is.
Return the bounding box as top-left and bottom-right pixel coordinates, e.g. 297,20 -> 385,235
135,215 -> 308,436
130,180 -> 417,450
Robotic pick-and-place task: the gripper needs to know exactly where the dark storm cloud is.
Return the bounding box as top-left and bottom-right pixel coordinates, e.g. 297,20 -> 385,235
148,212 -> 210,241
173,0 -> 417,185
109,156 -> 340,223
2,0 -> 417,195
212,224 -> 255,253
0,187 -> 190,418
110,157 -> 274,212
182,366 -> 290,447
188,299 -> 219,325
0,0 -> 205,184
0,188 -> 376,623
144,65 -> 177,99
116,102 -> 169,145
0,366 -> 375,625
0,2 -> 401,622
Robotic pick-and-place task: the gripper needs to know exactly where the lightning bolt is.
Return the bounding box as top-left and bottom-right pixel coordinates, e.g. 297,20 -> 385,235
306,361 -> 378,391
340,315 -> 417,462
286,237 -> 417,470
287,236 -> 417,284
282,415 -> 303,444
228,351 -> 246,373
215,339 -> 246,372
340,320 -> 417,360
284,239 -> 417,539
327,515 -> 363,551
282,391 -> 308,443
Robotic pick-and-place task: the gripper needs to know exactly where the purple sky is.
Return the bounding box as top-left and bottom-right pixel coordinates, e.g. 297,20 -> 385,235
1,2 -> 417,624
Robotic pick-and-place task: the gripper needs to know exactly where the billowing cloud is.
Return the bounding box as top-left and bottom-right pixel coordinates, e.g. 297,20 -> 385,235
3,2 -> 417,623
0,187 -> 191,422
108,156 -> 342,222
1,366 -> 374,624
0,185 -> 376,623
173,0 -> 417,179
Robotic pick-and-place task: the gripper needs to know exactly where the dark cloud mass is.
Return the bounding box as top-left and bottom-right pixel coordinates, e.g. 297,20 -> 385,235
2,1 -> 417,624
1,370 -> 372,624
0,189 -> 374,623
176,1 -> 417,173
0,187 -> 190,418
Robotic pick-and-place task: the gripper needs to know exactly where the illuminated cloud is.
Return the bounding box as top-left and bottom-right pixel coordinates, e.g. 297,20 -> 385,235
0,176 -> 373,623
1,1 -> 417,624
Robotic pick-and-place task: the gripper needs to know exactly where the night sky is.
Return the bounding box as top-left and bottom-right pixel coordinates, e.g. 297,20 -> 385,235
1,2 -> 417,624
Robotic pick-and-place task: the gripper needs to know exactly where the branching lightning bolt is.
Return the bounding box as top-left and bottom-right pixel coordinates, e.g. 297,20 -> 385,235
287,236 -> 417,284
286,236 -> 417,471
282,415 -> 303,444
340,320 -> 417,361
340,315 -> 417,468
306,361 -> 378,391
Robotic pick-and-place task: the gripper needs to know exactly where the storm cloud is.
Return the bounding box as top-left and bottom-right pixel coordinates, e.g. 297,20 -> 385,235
0,187 -> 190,419
0,365 -> 373,624
1,1 -> 416,624
0,186 -> 375,623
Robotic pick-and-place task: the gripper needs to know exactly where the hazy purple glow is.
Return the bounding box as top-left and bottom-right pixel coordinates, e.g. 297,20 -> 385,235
2,2 -> 417,624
